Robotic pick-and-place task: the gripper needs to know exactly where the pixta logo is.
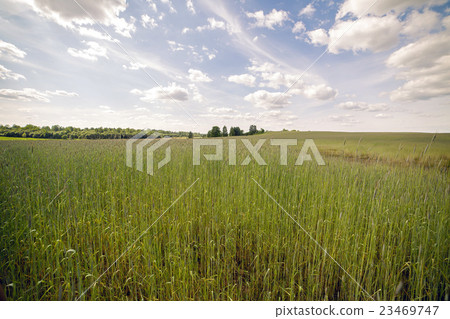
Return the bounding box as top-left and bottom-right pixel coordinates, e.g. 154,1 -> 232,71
127,135 -> 325,176
126,130 -> 171,175
193,139 -> 325,166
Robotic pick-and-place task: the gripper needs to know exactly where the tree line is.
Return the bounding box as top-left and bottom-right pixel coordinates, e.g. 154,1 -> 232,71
206,125 -> 265,137
0,124 -> 200,139
0,124 -> 266,140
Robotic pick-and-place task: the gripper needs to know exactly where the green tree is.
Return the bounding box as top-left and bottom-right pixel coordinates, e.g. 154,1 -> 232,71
210,126 -> 221,137
188,131 -> 194,138
222,126 -> 228,137
249,125 -> 257,135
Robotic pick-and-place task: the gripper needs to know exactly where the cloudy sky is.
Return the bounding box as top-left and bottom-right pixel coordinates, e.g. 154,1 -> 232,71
0,0 -> 449,133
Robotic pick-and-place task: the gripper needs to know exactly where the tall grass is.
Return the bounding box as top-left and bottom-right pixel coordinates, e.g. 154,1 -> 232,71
0,135 -> 448,300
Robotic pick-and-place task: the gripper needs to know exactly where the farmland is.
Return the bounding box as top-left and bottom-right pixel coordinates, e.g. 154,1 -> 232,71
0,131 -> 449,301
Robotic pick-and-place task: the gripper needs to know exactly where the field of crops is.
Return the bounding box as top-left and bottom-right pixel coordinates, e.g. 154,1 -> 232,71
0,132 -> 448,301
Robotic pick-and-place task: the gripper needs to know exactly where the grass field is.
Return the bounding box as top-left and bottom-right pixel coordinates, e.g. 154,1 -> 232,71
0,131 -> 448,301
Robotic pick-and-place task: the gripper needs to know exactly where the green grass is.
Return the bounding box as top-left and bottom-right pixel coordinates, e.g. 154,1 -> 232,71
0,132 -> 448,301
0,136 -> 40,141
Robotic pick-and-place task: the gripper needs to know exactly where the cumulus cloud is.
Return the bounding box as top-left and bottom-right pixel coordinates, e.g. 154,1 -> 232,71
188,69 -> 212,82
402,9 -> 441,37
186,0 -> 195,14
141,14 -> 157,29
196,17 -> 231,33
246,9 -> 290,29
122,61 -> 147,70
146,0 -> 157,12
308,15 -> 402,53
67,41 -> 108,61
244,90 -> 291,109
228,74 -> 256,87
299,4 -> 315,17
24,0 -> 136,38
307,1 -> 444,54
300,84 -> 338,100
0,88 -> 77,102
387,18 -> 450,101
306,28 -> 329,46
189,84 -> 204,102
0,65 -> 26,80
336,0 -> 447,19
247,60 -> 338,100
160,0 -> 176,13
0,40 -> 26,61
131,83 -> 189,102
292,21 -> 306,34
337,101 -> 389,112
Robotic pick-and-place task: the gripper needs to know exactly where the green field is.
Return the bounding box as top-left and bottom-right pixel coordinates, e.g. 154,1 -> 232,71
0,132 -> 449,300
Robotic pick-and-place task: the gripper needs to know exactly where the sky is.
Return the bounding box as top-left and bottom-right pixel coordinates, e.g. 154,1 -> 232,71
0,0 -> 449,133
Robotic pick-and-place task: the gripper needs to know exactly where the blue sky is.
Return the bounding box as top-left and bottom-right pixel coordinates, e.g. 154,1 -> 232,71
0,0 -> 449,133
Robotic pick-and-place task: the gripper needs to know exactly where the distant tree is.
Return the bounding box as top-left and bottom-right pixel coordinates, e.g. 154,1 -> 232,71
234,127 -> 242,136
229,127 -> 235,136
259,128 -> 265,134
249,125 -> 257,135
222,126 -> 228,137
210,126 -> 221,137
188,131 -> 194,138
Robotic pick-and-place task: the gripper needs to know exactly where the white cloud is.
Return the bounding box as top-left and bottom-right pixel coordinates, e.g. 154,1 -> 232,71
182,27 -> 191,34
196,17 -> 231,33
292,21 -> 305,34
122,61 -> 147,70
141,14 -> 157,29
337,101 -> 389,112
228,74 -> 256,87
188,69 -> 212,82
402,9 -> 441,38
67,41 -> 108,61
186,0 -> 195,14
375,113 -> 391,118
131,83 -> 189,102
246,9 -> 290,29
160,0 -> 176,13
189,84 -> 204,102
76,27 -> 112,41
113,16 -> 136,38
0,40 -> 26,61
244,90 -> 291,109
248,60 -> 276,73
202,46 -> 216,60
0,64 -> 26,80
0,88 -> 77,102
387,22 -> 450,101
301,84 -> 338,100
306,29 -> 329,46
299,4 -> 315,17
24,0 -> 136,38
146,0 -> 157,12
259,72 -> 299,89
322,15 -> 402,53
308,4 -> 443,55
167,40 -> 185,52
247,60 -> 338,100
336,0 -> 447,19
